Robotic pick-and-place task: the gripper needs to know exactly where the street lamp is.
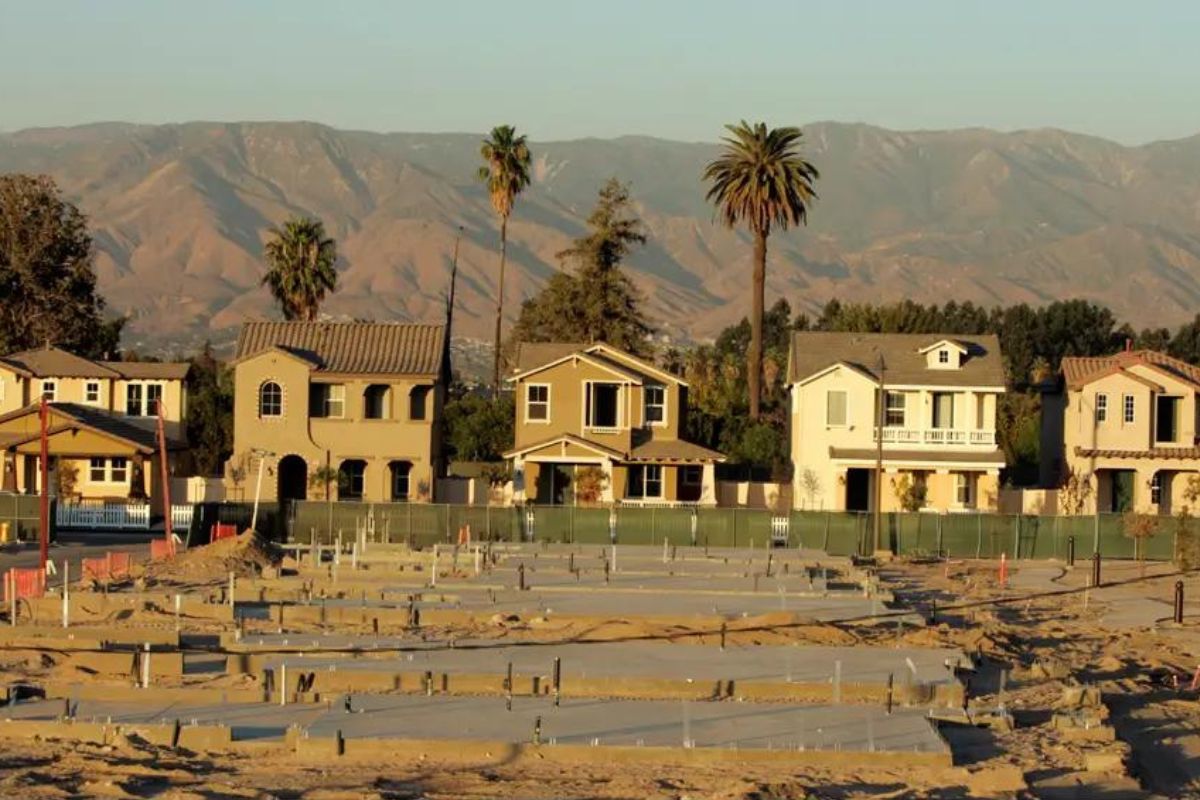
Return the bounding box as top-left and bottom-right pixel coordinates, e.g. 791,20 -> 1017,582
249,448 -> 275,533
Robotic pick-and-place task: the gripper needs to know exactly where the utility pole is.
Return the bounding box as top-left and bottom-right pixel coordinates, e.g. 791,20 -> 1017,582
873,354 -> 887,556
39,395 -> 50,573
156,403 -> 175,555
443,225 -> 463,385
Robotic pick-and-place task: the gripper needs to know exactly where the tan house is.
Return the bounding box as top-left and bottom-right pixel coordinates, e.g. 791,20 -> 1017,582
0,345 -> 190,501
788,333 -> 1007,513
226,321 -> 446,504
504,342 -> 724,505
1041,346 -> 1200,514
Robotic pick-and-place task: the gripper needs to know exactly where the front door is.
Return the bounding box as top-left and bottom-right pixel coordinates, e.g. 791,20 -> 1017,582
845,468 -> 871,512
1111,470 -> 1135,513
534,464 -> 576,505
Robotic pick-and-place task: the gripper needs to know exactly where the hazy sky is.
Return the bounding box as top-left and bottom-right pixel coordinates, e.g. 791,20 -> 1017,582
2,1 -> 1196,144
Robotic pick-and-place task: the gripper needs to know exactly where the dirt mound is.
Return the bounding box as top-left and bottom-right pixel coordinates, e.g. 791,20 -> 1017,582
146,531 -> 281,585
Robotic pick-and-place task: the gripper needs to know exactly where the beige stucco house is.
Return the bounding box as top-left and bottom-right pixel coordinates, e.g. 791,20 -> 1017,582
504,343 -> 724,505
1041,346 -> 1200,514
0,345 -> 190,502
788,333 -> 1007,513
225,321 -> 446,504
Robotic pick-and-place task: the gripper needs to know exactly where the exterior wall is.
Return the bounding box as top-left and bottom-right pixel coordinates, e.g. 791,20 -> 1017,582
790,364 -> 1004,512
0,369 -> 186,439
112,379 -> 187,439
228,352 -> 441,504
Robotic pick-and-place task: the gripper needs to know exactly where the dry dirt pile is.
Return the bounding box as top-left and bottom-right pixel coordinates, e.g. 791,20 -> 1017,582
144,531 -> 281,585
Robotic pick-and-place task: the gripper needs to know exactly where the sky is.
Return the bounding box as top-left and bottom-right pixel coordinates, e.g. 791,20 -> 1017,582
1,1 -> 1197,145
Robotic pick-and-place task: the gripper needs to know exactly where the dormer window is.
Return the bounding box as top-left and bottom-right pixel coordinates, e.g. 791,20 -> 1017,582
938,350 -> 949,364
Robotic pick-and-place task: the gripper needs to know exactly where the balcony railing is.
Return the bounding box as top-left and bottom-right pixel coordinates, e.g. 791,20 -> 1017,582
874,428 -> 996,447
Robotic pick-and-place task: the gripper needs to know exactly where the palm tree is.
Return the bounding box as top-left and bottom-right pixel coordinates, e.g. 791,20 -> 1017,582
262,216 -> 338,321
703,121 -> 818,419
478,125 -> 532,391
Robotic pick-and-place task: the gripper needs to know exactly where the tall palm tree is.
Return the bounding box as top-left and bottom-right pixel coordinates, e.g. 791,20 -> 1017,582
262,216 -> 338,321
478,125 -> 532,391
703,121 -> 818,419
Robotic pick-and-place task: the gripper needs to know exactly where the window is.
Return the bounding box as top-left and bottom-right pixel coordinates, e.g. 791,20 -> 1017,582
585,383 -> 620,429
338,460 -> 366,500
681,465 -> 702,485
88,457 -> 128,483
644,385 -> 666,426
955,473 -> 973,507
975,394 -> 986,429
884,392 -> 906,427
364,385 -> 390,420
1095,393 -> 1108,423
110,457 -> 128,483
390,461 -> 412,501
309,384 -> 345,419
259,381 -> 283,418
938,349 -> 950,364
932,392 -> 954,429
89,458 -> 106,483
85,381 -> 101,405
1150,472 -> 1163,505
627,464 -> 663,499
1156,396 -> 1179,443
526,384 -> 550,422
410,385 -> 431,421
126,383 -> 143,416
146,384 -> 162,416
826,390 -> 847,426
1123,394 -> 1135,424
40,380 -> 56,402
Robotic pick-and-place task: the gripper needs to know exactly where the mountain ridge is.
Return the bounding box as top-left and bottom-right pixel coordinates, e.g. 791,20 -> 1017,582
2,119 -> 1199,356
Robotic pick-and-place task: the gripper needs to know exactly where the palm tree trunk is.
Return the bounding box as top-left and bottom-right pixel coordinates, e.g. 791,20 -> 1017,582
748,229 -> 767,420
492,215 -> 509,393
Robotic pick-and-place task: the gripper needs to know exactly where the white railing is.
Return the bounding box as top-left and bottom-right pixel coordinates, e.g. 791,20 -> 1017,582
618,499 -> 702,508
56,502 -> 151,530
770,515 -> 789,543
875,428 -> 996,447
170,504 -> 195,530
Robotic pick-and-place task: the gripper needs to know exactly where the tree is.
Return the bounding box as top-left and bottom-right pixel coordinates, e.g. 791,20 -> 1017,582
891,473 -> 928,513
443,390 -> 514,463
261,216 -> 338,321
186,342 -> 233,477
0,174 -> 124,357
510,178 -> 651,354
703,122 -> 818,420
1122,512 -> 1160,575
478,125 -> 532,391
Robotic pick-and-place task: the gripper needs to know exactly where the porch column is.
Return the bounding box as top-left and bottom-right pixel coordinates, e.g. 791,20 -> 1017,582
511,456 -> 526,504
600,459 -> 614,504
701,462 -> 717,507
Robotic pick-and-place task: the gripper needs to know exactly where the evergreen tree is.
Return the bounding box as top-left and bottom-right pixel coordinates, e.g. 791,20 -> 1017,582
510,178 -> 652,354
185,342 -> 234,477
0,174 -> 124,357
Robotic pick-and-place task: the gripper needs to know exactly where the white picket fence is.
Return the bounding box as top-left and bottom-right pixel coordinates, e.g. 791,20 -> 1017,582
56,502 -> 151,530
170,504 -> 195,530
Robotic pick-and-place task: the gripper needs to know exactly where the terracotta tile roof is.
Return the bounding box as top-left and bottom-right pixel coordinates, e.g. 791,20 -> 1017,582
788,332 -> 1005,387
0,346 -> 121,379
626,439 -> 725,463
829,447 -> 1006,466
1061,350 -> 1200,391
235,321 -> 445,376
102,361 -> 191,380
1074,446 -> 1200,459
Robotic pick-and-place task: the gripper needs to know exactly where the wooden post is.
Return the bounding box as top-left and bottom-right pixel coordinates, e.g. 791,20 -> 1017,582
156,404 -> 175,555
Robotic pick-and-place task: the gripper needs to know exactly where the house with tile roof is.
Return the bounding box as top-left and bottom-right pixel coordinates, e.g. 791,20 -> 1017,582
787,332 -> 1007,513
0,345 -> 190,501
503,342 -> 725,505
1041,345 -> 1200,514
226,321 -> 447,503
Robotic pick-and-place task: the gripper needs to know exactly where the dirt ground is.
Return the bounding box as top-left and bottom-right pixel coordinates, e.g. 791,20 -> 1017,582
2,541 -> 1198,799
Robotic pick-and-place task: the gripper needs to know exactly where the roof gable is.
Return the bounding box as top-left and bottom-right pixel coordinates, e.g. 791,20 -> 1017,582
1062,350 -> 1200,392
788,332 -> 1005,387
511,341 -> 684,385
0,346 -> 121,379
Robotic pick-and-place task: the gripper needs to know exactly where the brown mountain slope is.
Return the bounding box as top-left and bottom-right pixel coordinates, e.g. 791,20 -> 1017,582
2,120 -> 1199,355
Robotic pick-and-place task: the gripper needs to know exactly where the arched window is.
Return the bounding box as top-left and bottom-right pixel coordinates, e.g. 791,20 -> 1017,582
259,381 -> 283,418
364,384 -> 390,420
339,459 -> 367,501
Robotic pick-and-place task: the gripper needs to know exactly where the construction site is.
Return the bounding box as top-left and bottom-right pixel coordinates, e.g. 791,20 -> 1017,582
1,523 -> 1198,800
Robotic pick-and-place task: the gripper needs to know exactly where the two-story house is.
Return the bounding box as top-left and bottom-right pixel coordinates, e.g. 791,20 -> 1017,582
0,345 -> 190,502
504,342 -> 725,505
1041,345 -> 1200,514
788,333 -> 1007,513
226,321 -> 446,503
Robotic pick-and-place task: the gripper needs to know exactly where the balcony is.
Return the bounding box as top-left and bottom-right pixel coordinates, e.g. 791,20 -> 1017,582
874,428 -> 996,447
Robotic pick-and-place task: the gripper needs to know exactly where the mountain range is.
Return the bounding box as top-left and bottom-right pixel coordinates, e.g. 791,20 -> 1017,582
2,120 -> 1199,357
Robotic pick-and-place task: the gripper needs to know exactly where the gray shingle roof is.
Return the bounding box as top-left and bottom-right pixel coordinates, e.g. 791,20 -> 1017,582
788,332 -> 1005,387
235,321 -> 445,376
0,402 -> 186,452
103,361 -> 191,380
513,343 -> 589,373
0,346 -> 121,379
